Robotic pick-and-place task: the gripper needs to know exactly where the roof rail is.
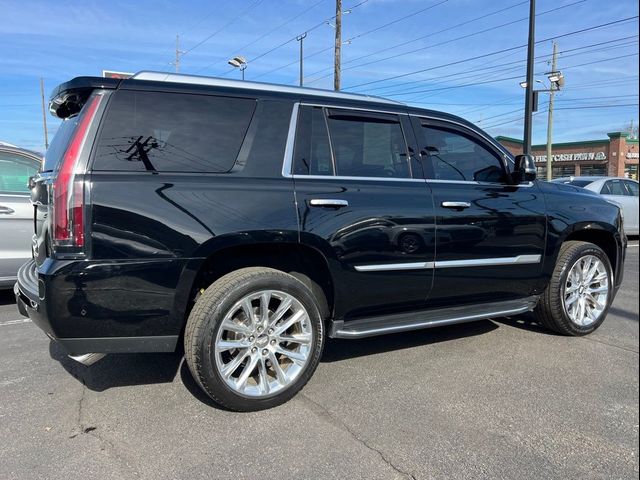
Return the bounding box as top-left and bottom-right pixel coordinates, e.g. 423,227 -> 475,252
130,71 -> 404,106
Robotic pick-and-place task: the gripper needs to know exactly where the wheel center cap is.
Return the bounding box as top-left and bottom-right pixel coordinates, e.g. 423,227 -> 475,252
578,285 -> 586,295
256,335 -> 269,347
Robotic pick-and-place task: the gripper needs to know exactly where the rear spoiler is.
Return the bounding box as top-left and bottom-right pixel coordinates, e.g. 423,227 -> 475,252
49,76 -> 122,119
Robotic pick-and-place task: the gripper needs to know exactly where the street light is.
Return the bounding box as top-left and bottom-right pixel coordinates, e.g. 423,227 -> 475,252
519,59 -> 565,180
228,56 -> 247,80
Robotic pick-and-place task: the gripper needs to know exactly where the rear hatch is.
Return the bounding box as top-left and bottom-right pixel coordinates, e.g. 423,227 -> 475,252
32,77 -> 120,267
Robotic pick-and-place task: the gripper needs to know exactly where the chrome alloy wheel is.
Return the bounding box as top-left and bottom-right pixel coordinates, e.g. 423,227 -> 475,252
214,290 -> 313,397
563,255 -> 610,327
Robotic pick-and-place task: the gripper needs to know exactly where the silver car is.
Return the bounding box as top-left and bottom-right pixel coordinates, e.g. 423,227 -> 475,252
0,145 -> 42,288
552,176 -> 639,236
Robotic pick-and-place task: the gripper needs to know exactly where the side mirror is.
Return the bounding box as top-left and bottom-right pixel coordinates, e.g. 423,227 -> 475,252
513,154 -> 537,183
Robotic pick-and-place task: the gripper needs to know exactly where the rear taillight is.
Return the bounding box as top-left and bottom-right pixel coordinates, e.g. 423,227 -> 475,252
52,94 -> 102,249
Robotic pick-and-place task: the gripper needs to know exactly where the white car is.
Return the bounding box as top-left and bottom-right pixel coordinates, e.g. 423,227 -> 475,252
552,176 -> 639,236
0,145 -> 42,288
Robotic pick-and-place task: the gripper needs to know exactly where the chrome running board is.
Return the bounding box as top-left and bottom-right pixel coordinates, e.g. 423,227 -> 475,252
68,353 -> 106,366
329,297 -> 538,339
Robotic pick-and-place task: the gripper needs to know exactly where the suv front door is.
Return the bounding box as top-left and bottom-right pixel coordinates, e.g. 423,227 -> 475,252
289,104 -> 435,321
411,116 -> 547,307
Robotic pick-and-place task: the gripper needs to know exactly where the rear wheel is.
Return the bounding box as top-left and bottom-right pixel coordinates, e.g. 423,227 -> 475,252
184,267 -> 324,411
535,241 -> 613,336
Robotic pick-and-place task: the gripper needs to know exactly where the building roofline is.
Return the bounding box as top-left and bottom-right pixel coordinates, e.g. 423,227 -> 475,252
495,135 -> 612,149
130,71 -> 405,106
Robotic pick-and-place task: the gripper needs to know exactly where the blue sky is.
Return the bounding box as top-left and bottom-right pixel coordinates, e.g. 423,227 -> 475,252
1,0 -> 638,152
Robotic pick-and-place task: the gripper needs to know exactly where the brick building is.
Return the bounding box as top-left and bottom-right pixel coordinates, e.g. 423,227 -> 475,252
496,132 -> 639,180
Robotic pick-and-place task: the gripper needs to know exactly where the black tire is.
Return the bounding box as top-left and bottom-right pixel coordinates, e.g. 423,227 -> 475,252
184,267 -> 324,411
535,241 -> 613,336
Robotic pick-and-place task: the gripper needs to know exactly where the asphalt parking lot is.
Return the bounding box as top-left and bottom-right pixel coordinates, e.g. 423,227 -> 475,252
1,243 -> 638,480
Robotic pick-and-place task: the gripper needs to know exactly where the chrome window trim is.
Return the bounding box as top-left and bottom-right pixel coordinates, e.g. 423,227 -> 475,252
281,102 -> 534,187
282,102 -> 425,183
300,102 -> 408,116
354,254 -> 541,272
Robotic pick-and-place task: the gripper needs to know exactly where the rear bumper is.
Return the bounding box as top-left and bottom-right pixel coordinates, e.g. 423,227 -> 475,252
15,258 -> 179,355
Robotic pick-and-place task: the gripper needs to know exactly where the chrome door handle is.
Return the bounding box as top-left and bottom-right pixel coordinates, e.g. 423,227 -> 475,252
0,205 -> 15,215
441,201 -> 471,209
309,199 -> 349,208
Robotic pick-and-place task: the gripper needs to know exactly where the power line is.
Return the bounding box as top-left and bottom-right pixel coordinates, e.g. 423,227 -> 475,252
373,35 -> 638,96
182,0 -> 265,57
198,0 -> 370,75
197,0 -> 328,73
307,0 -> 586,86
304,0 -> 529,82
556,103 -> 639,110
255,0 -> 449,83
394,51 -> 639,100
343,15 -> 639,90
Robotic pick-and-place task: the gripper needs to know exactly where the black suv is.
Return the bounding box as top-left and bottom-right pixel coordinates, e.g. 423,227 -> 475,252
16,72 -> 626,411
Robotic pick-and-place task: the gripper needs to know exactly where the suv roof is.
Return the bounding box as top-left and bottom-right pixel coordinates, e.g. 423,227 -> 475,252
130,71 -> 405,106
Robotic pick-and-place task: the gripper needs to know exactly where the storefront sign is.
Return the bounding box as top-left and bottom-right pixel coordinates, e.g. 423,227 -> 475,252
534,152 -> 607,163
626,152 -> 639,159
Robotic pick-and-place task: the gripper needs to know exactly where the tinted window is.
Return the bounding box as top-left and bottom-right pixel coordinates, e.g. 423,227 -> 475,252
419,124 -> 505,183
0,151 -> 40,193
293,106 -> 333,175
44,116 -> 78,171
624,180 -> 639,196
94,91 -> 256,172
601,180 -> 626,195
326,110 -> 410,179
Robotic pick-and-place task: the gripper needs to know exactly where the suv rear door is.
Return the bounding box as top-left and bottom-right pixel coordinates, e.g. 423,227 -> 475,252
411,116 -> 547,307
289,104 -> 435,321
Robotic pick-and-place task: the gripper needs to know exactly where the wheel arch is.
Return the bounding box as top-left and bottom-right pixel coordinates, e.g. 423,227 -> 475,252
545,222 -> 624,289
173,240 -> 335,336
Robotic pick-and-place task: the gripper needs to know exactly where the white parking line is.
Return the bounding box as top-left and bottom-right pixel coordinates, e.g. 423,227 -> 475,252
0,318 -> 31,327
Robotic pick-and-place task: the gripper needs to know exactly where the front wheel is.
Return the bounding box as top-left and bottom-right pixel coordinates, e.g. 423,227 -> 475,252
184,267 -> 324,411
535,241 -> 613,336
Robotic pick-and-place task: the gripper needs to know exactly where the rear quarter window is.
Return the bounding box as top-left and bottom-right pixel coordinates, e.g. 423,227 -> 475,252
93,91 -> 256,173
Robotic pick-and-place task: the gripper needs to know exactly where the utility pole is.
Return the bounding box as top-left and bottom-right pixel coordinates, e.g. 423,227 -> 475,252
334,0 -> 342,91
545,42 -> 558,181
39,77 -> 49,150
522,0 -> 536,155
175,34 -> 181,73
297,33 -> 307,87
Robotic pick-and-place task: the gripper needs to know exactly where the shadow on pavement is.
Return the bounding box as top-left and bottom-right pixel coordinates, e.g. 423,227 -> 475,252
47,317 -> 510,407
49,340 -> 183,392
608,306 -> 639,322
0,289 -> 16,306
491,312 -> 554,334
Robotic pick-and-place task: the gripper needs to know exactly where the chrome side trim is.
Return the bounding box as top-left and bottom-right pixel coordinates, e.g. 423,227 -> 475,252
435,254 -> 541,269
355,262 -> 433,272
354,254 -> 541,272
